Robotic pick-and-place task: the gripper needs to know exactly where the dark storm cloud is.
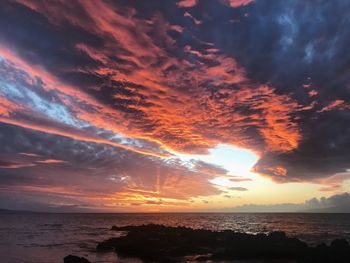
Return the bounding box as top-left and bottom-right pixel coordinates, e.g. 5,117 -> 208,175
195,0 -> 350,95
254,109 -> 350,181
188,0 -> 350,180
0,1 -> 103,77
0,0 -> 349,190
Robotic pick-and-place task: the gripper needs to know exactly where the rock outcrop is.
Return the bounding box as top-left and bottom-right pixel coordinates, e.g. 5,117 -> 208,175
64,255 -> 91,263
96,224 -> 350,263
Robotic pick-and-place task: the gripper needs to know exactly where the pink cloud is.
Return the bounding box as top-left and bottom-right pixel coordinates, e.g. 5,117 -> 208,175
319,99 -> 350,112
36,159 -> 66,164
176,0 -> 198,8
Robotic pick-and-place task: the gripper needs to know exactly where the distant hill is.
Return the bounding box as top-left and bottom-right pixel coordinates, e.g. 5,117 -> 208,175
0,208 -> 36,214
304,205 -> 350,213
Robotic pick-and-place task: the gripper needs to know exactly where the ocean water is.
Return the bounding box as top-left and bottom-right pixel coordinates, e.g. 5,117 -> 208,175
1,213 -> 350,263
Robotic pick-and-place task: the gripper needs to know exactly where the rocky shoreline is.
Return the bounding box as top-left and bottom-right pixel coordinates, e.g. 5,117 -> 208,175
65,224 -> 350,263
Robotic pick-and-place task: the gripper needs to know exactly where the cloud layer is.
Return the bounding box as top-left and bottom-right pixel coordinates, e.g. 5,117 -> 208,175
0,0 -> 349,210
224,192 -> 350,213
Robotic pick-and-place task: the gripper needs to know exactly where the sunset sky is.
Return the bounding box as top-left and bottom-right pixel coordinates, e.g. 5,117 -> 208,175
0,0 -> 349,212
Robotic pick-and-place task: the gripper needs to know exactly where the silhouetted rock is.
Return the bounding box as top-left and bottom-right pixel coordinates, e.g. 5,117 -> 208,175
330,238 -> 350,251
63,255 -> 91,263
97,224 -> 350,263
96,237 -> 120,250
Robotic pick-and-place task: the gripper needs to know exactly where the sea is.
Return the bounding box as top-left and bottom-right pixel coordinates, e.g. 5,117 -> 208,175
1,213 -> 350,263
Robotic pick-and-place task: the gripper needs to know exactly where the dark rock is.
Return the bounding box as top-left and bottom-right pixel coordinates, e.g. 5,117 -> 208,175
97,224 -> 350,263
63,255 -> 91,263
269,231 -> 287,240
96,237 -> 120,251
330,239 -> 350,251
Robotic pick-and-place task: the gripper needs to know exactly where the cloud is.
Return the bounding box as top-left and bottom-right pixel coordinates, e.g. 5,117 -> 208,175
1,0 -> 301,156
0,58 -> 170,158
184,11 -> 202,25
36,159 -> 66,164
305,192 -> 350,212
195,0 -> 350,181
229,176 -> 252,182
318,99 -> 350,113
0,0 -> 349,211
19,153 -> 40,157
0,155 -> 65,169
224,192 -> 350,213
0,122 -> 222,211
0,160 -> 36,169
316,172 -> 350,192
219,0 -> 255,8
177,0 -> 198,8
0,0 -> 307,204
191,160 -> 228,175
228,186 -> 248,191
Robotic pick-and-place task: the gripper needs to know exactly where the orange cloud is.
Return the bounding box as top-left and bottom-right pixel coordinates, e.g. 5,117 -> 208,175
0,0 -> 347,212
12,0 -> 301,156
254,165 -> 288,178
220,0 -> 255,8
0,96 -> 23,117
0,0 -> 305,203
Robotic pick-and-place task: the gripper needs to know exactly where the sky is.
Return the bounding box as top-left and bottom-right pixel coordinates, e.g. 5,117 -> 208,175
0,0 -> 349,212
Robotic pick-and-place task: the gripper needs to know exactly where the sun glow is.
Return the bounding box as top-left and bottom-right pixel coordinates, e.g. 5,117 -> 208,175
175,144 -> 259,182
170,144 -> 323,209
